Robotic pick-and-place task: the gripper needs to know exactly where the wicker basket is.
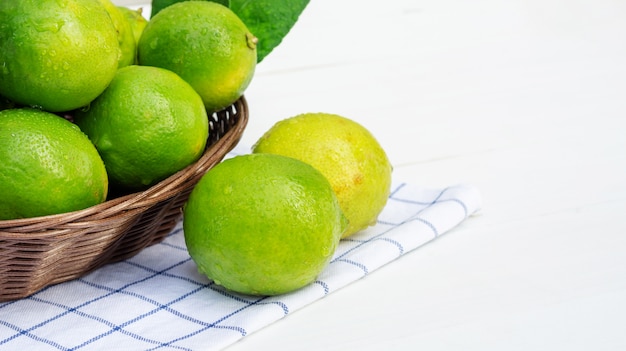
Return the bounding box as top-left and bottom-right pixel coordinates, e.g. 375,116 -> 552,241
0,96 -> 249,302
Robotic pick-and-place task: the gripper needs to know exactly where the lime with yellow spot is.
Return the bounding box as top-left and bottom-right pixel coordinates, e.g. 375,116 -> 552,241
137,1 -> 257,113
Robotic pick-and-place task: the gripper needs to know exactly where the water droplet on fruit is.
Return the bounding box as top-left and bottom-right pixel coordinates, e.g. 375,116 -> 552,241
35,21 -> 64,33
98,135 -> 113,150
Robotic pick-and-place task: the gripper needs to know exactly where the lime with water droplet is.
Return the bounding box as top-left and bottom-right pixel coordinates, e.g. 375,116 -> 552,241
0,0 -> 120,112
73,65 -> 208,191
137,1 -> 257,113
183,153 -> 347,296
0,108 -> 108,220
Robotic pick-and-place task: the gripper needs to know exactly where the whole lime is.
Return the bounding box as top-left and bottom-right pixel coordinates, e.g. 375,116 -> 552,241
253,113 -> 393,237
183,153 -> 348,296
0,0 -> 120,112
73,65 -> 208,191
137,1 -> 257,113
0,108 -> 108,220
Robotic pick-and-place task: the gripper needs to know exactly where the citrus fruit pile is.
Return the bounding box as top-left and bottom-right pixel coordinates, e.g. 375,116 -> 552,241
0,0 -> 256,219
0,0 -> 394,298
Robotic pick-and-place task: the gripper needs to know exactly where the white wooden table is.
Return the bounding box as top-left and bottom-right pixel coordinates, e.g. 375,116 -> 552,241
117,0 -> 626,349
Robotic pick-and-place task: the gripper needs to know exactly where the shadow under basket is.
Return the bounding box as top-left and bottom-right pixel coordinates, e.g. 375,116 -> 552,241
0,96 -> 249,302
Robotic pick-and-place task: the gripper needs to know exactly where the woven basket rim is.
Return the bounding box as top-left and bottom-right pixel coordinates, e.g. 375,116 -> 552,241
0,96 -> 249,235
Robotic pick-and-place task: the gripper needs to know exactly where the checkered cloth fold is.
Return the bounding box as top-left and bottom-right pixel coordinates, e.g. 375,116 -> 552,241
0,163 -> 481,351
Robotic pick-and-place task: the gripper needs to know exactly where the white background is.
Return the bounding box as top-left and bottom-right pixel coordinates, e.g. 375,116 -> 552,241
116,0 -> 626,349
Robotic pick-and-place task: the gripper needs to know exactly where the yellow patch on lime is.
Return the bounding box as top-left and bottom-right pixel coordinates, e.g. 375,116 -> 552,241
253,113 -> 393,238
0,108 -> 108,220
183,153 -> 347,296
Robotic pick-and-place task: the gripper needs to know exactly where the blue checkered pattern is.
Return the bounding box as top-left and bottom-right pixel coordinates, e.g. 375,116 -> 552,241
0,176 -> 481,351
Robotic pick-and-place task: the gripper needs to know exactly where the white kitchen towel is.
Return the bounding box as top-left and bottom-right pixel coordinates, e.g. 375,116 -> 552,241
0,169 -> 481,351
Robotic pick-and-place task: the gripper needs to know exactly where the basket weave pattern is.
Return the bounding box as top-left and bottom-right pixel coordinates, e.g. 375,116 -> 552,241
0,96 -> 249,301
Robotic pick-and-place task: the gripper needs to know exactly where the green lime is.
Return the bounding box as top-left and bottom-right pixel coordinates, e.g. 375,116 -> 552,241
117,6 -> 148,49
253,113 -> 393,237
183,153 -> 348,296
137,1 -> 257,113
73,65 -> 208,191
0,0 -> 120,112
0,108 -> 108,220
97,0 -> 136,68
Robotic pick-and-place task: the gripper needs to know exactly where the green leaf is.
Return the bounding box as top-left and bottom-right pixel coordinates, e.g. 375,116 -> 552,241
230,0 -> 310,63
150,0 -> 230,18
